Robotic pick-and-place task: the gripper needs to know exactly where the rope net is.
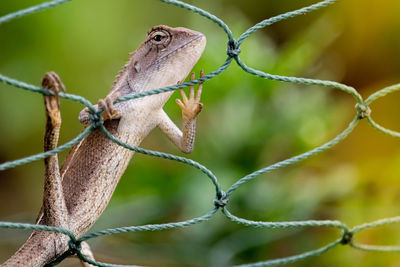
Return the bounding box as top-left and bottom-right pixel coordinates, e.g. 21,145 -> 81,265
1,0 -> 400,266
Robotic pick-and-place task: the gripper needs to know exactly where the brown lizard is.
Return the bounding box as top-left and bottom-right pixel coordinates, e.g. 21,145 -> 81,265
2,25 -> 206,267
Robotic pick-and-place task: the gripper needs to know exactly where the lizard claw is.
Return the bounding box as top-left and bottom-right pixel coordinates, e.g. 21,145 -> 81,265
42,71 -> 66,103
176,70 -> 204,120
98,91 -> 121,120
42,71 -> 65,112
42,71 -> 66,94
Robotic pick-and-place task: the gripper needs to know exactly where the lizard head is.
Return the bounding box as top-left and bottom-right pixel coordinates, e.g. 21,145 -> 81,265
127,25 -> 206,92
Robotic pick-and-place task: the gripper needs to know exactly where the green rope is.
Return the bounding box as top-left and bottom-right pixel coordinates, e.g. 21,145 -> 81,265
235,238 -> 343,267
0,0 -> 71,25
351,216 -> 400,235
99,125 -> 223,197
234,57 -> 363,103
366,117 -> 400,138
222,208 -> 348,231
0,74 -> 96,112
365,83 -> 400,105
79,208 -> 218,242
0,222 -> 76,240
72,255 -> 143,267
1,0 -> 400,266
115,58 -> 233,104
350,243 -> 400,252
237,0 -> 338,45
0,127 -> 92,171
225,116 -> 359,197
159,0 -> 234,41
364,83 -> 400,137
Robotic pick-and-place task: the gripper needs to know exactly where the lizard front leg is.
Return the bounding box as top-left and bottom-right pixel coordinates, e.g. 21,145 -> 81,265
158,71 -> 204,153
78,92 -> 122,125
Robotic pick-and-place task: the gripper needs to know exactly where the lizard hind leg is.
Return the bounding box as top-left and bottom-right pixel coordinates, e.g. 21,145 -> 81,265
41,72 -> 69,228
77,241 -> 97,267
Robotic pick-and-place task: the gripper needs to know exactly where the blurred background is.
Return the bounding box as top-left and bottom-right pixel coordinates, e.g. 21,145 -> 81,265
1,0 -> 400,266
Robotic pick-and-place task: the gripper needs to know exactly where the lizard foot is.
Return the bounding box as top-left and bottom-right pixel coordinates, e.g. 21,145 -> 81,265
97,91 -> 121,121
79,92 -> 121,125
42,71 -> 66,126
176,70 -> 204,120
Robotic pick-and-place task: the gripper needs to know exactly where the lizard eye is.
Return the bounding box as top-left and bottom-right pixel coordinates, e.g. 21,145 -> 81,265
153,34 -> 163,42
149,29 -> 171,46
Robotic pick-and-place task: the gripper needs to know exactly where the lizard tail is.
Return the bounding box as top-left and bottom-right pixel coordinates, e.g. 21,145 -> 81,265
1,230 -> 68,267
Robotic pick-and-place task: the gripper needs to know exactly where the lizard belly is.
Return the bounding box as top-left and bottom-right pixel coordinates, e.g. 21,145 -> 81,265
59,113 -> 157,236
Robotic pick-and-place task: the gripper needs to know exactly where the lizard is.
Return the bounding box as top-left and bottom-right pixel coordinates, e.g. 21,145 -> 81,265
2,25 -> 206,267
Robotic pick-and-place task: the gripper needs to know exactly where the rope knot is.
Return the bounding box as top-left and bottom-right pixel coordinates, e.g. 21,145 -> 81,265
227,39 -> 241,57
68,239 -> 82,255
355,103 -> 371,119
89,110 -> 104,129
340,231 -> 353,245
214,191 -> 228,208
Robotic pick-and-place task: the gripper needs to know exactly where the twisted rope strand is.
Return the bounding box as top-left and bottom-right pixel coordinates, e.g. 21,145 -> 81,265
226,116 -> 359,196
237,0 -> 338,45
222,208 -> 348,231
234,238 -> 342,267
0,127 -> 92,171
115,57 -> 233,104
0,0 -> 72,25
0,74 -> 96,112
234,57 -> 363,103
80,208 -> 218,241
0,222 -> 76,241
159,0 -> 234,41
99,125 -> 223,196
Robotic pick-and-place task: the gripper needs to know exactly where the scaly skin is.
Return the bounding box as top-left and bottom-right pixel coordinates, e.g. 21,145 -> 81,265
2,25 -> 206,267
